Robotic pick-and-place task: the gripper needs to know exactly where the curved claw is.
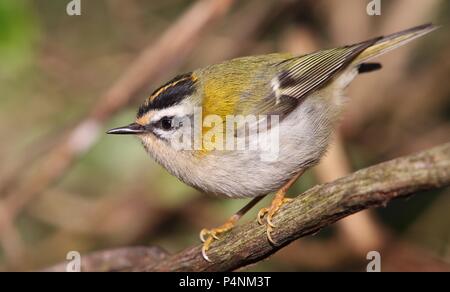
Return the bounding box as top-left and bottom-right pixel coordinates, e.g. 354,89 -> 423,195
202,248 -> 212,262
201,237 -> 213,263
200,229 -> 221,243
258,196 -> 294,245
266,214 -> 277,228
266,225 -> 277,245
199,221 -> 237,262
257,208 -> 269,225
199,229 -> 208,243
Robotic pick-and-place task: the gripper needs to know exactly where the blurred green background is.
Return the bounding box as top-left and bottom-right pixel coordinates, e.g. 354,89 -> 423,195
0,0 -> 449,271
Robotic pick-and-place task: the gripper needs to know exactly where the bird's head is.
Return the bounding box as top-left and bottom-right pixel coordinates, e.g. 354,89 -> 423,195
107,72 -> 201,153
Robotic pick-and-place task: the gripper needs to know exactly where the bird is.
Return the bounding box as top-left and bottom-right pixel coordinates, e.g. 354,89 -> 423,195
107,24 -> 437,262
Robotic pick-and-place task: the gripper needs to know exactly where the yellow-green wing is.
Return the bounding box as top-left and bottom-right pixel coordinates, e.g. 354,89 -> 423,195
246,39 -> 379,118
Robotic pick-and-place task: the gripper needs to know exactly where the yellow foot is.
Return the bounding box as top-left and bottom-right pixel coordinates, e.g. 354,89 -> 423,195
257,194 -> 293,245
199,215 -> 238,262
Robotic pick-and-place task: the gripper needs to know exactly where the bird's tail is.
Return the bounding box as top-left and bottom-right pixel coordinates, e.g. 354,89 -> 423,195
352,23 -> 438,65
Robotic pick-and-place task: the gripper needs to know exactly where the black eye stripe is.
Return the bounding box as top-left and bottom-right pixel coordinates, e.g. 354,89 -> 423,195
137,73 -> 196,118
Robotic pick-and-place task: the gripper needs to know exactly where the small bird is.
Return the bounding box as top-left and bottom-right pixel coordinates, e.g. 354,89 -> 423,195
107,24 -> 437,262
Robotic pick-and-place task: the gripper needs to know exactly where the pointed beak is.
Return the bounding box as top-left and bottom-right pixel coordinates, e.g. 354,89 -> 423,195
106,123 -> 146,135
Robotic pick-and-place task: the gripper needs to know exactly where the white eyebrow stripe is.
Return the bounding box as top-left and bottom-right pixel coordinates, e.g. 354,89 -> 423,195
150,103 -> 194,123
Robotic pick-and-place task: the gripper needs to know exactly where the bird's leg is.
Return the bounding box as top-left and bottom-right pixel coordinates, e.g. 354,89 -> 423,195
200,195 -> 265,262
257,170 -> 304,245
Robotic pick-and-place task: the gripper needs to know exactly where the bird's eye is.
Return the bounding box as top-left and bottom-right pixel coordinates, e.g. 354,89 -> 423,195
159,116 -> 173,130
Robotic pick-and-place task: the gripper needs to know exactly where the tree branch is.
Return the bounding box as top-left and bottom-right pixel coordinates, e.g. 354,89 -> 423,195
45,142 -> 450,272
43,247 -> 169,272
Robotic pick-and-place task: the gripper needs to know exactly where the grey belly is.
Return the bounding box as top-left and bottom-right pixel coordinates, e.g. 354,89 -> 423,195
192,97 -> 335,198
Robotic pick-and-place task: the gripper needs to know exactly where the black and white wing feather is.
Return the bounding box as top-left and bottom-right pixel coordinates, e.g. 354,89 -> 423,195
251,38 -> 380,118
